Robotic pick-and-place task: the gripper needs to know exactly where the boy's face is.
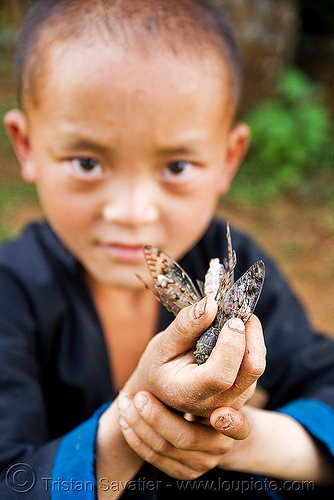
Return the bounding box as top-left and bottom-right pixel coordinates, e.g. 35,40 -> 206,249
6,40 -> 249,289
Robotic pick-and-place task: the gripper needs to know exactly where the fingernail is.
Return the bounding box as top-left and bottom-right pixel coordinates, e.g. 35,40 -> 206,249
193,296 -> 209,319
118,415 -> 130,430
134,392 -> 148,412
117,394 -> 131,414
227,317 -> 245,334
214,413 -> 234,431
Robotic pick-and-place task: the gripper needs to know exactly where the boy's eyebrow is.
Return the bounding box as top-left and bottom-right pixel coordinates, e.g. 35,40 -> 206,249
156,135 -> 212,155
56,133 -> 109,153
56,135 -> 110,153
156,145 -> 201,155
57,132 -> 208,155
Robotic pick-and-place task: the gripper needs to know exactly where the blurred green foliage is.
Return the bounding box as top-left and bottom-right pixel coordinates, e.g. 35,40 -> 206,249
0,9 -> 16,48
0,182 -> 37,240
228,67 -> 334,205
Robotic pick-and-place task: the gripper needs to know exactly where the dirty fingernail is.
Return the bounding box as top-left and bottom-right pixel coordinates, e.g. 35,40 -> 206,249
193,296 -> 209,319
214,413 -> 234,431
134,392 -> 148,412
117,394 -> 131,414
227,318 -> 245,334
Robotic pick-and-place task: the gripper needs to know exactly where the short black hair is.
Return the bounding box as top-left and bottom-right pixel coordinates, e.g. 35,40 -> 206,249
16,0 -> 242,111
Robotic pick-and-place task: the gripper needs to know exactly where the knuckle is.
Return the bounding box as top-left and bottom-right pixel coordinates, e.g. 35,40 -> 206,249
144,446 -> 160,464
246,357 -> 266,379
174,309 -> 190,337
173,429 -> 197,451
252,361 -> 266,378
185,455 -> 217,477
243,349 -> 266,380
218,375 -> 235,392
219,439 -> 233,454
200,455 -> 218,471
180,469 -> 204,481
152,437 -> 170,455
221,377 -> 235,391
130,431 -> 143,448
206,373 -> 234,392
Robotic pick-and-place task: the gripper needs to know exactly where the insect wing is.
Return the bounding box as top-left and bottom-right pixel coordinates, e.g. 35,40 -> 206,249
196,280 -> 205,296
143,245 -> 202,316
214,261 -> 237,310
225,221 -> 237,278
218,260 -> 265,329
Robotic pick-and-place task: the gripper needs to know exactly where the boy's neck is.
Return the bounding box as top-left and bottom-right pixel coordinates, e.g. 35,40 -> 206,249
86,278 -> 149,307
84,274 -> 160,390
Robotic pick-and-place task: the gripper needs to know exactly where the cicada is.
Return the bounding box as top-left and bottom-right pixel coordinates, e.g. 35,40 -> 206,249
139,223 -> 265,364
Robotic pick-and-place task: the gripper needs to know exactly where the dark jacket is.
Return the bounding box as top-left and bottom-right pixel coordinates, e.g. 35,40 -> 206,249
0,220 -> 333,499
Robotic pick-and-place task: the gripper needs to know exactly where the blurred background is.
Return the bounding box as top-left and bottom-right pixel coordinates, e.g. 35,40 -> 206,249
0,0 -> 333,336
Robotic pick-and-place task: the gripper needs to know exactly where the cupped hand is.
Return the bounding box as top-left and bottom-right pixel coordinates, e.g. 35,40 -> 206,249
123,296 -> 266,417
117,391 -> 251,480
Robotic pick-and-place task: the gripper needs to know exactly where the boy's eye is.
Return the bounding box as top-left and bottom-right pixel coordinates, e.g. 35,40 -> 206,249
163,161 -> 193,179
69,158 -> 103,177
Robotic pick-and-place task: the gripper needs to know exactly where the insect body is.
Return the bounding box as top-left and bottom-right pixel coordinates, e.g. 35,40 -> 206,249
140,223 -> 265,364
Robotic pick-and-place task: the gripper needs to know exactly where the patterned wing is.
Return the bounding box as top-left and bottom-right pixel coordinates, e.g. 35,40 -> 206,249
218,260 -> 265,328
142,245 -> 202,316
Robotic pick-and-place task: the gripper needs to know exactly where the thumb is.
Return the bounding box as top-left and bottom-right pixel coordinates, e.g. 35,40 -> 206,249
210,406 -> 251,440
157,295 -> 217,360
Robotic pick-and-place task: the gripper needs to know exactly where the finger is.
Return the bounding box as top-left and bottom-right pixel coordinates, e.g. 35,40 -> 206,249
118,393 -> 220,479
210,406 -> 252,440
207,316 -> 265,407
118,393 -> 171,456
192,317 -> 246,394
122,432 -> 208,480
243,315 -> 267,379
119,419 -> 200,479
131,391 -> 228,455
157,295 -> 217,361
158,317 -> 247,409
233,315 -> 266,394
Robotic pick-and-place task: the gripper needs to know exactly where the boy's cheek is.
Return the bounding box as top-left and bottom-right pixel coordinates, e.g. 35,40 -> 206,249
164,204 -> 217,259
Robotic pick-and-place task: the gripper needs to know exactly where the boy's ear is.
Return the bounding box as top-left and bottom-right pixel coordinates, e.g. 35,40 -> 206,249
4,109 -> 37,183
219,123 -> 250,195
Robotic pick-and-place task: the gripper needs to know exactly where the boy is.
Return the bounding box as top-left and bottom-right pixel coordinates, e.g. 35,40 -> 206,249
1,0 -> 334,498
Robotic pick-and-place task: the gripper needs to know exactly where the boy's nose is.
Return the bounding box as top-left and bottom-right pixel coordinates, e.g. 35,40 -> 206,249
102,180 -> 159,226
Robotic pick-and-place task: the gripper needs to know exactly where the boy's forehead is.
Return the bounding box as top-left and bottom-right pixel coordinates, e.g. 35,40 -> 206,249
32,35 -> 234,118
47,35 -> 228,80
19,0 -> 240,115
27,38 -> 235,143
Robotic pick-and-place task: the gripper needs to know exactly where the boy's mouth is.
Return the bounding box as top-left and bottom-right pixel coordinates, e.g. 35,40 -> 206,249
99,243 -> 145,263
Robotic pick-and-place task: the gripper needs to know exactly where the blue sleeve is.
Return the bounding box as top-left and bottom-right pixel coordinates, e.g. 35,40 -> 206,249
51,404 -> 110,499
278,398 -> 334,467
